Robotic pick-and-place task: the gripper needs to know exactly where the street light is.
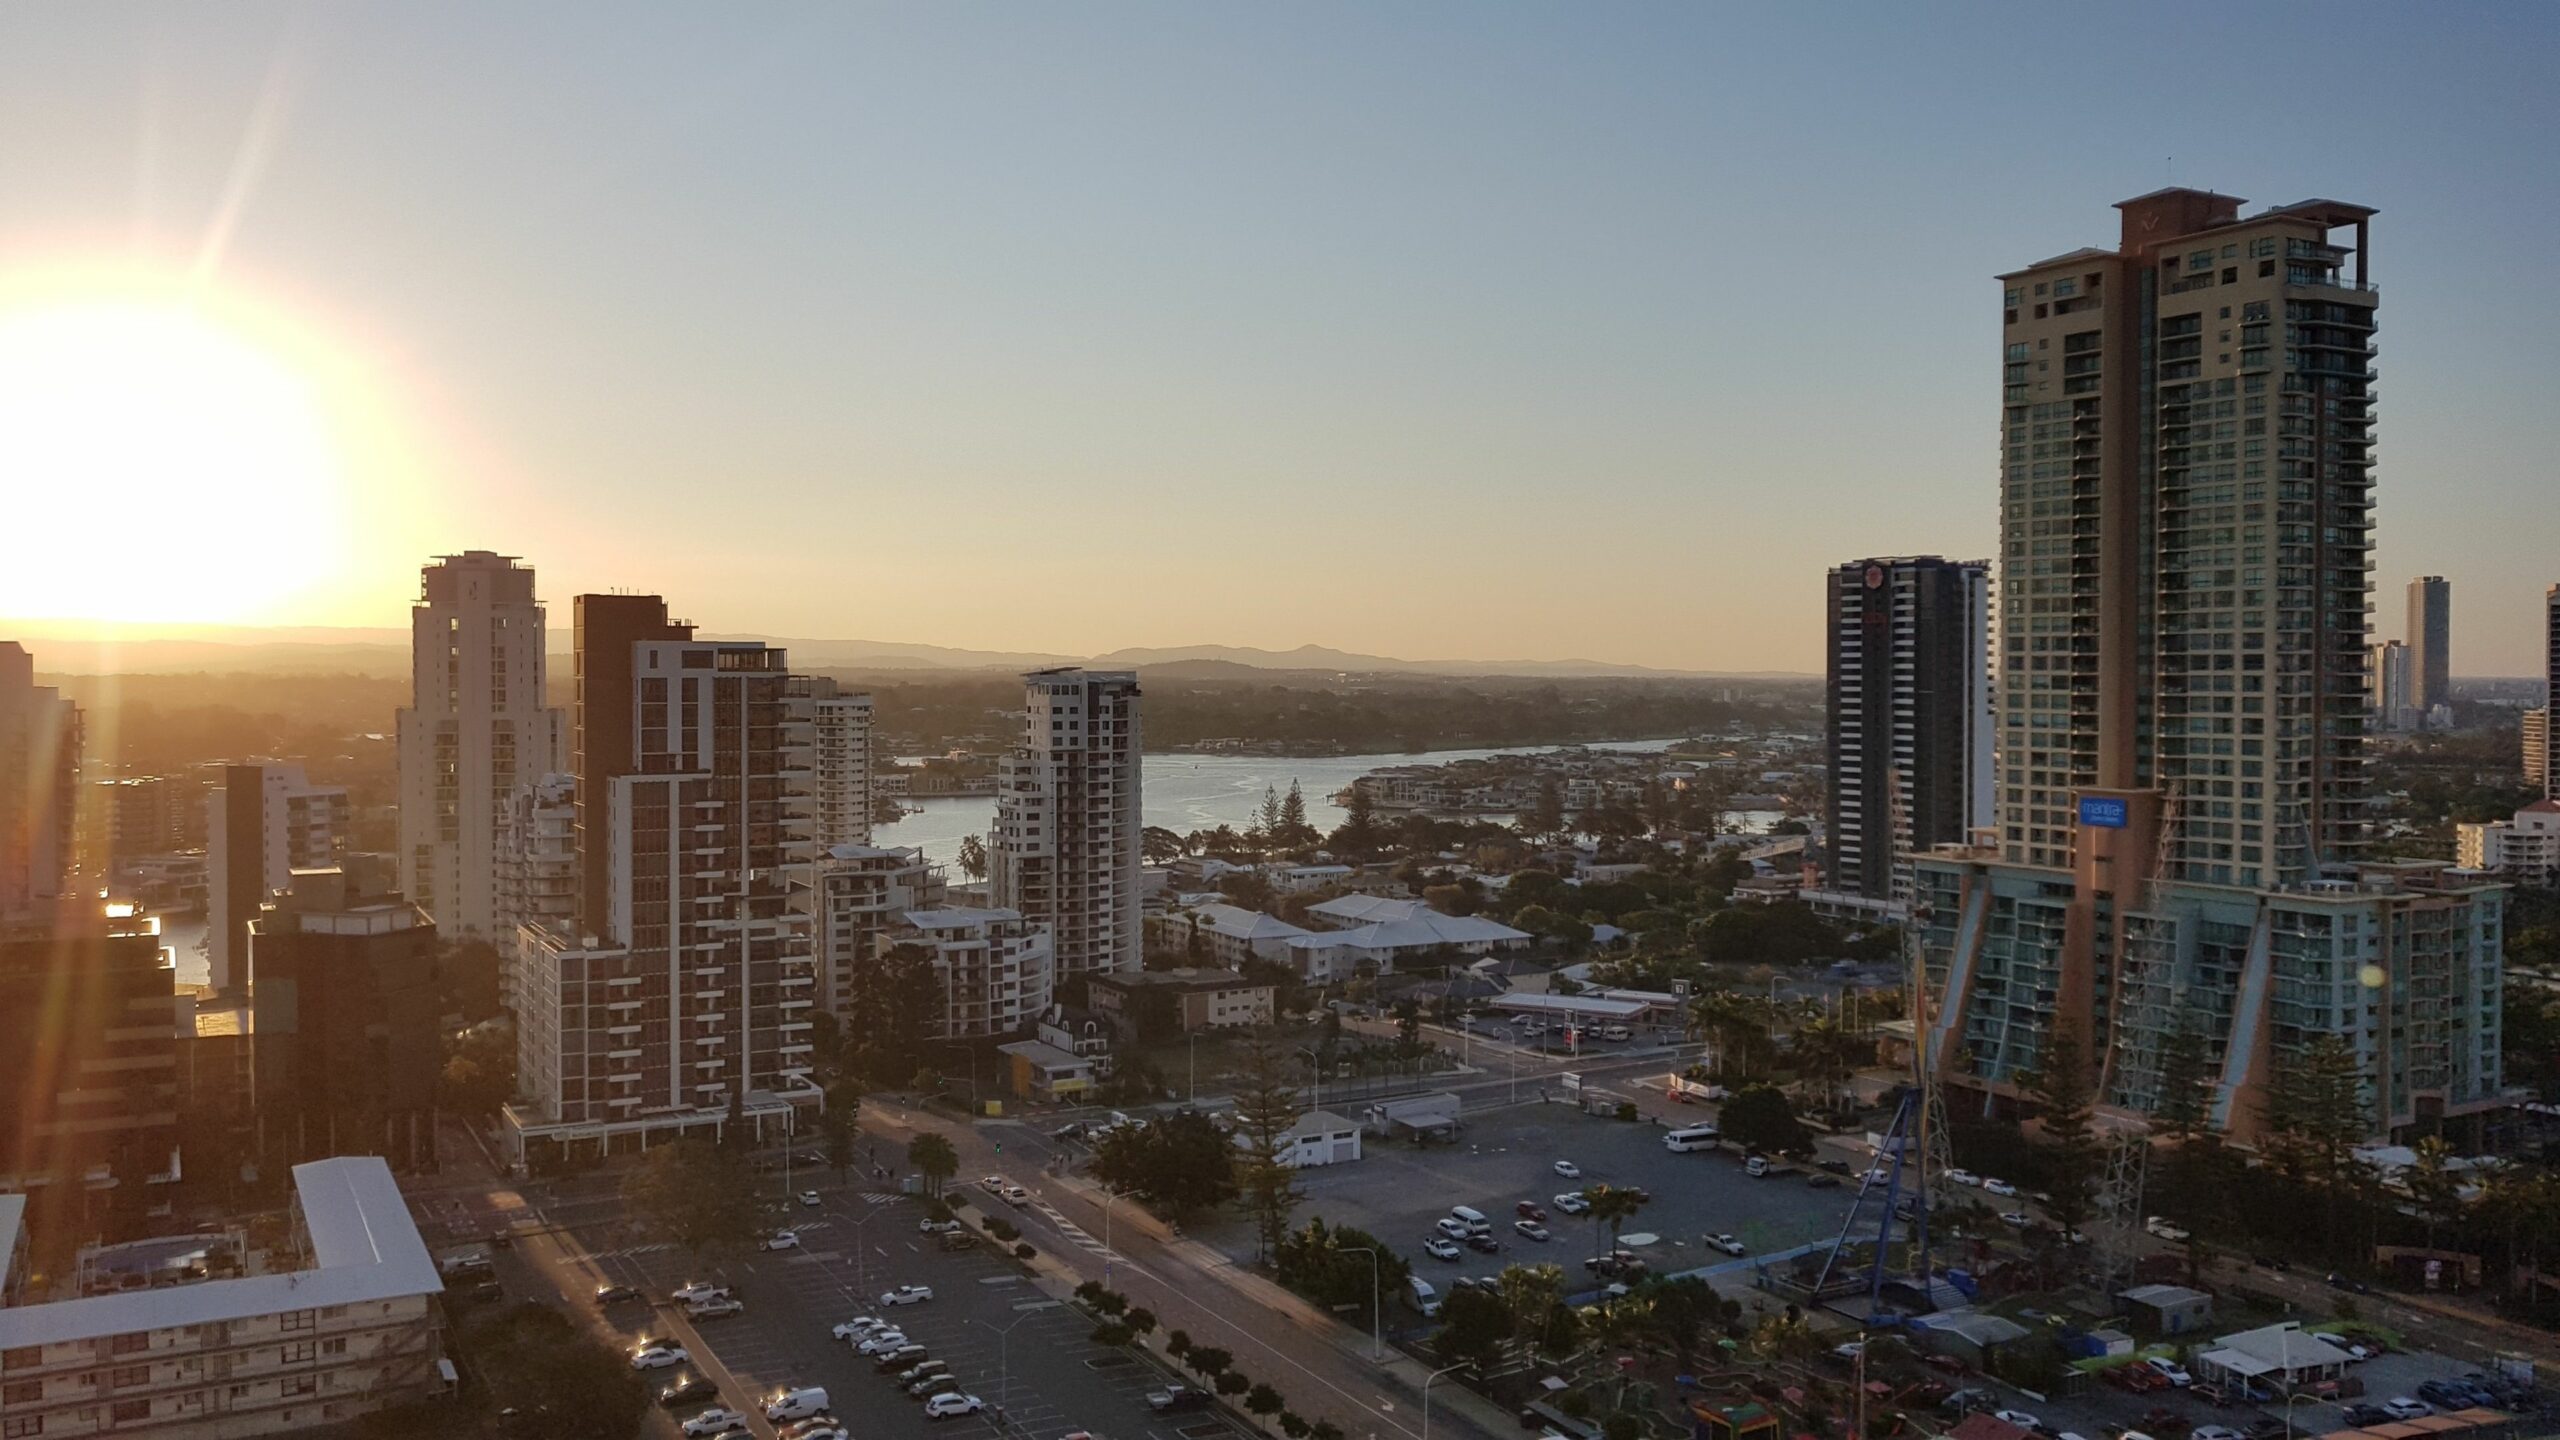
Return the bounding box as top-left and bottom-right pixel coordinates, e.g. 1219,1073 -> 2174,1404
1189,1032 -> 1200,1102
975,1313 -> 1038,1410
1295,1047 -> 1323,1112
1422,1361 -> 1468,1440
1337,1245 -> 1385,1359
1100,1187 -> 1124,1285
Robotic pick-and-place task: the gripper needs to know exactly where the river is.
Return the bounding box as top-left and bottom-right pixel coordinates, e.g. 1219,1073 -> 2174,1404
874,737 -> 1712,871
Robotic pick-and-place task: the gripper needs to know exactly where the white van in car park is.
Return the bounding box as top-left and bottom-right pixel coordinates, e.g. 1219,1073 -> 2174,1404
1448,1206 -> 1490,1236
765,1387 -> 830,1422
1663,1125 -> 1720,1153
1403,1277 -> 1441,1317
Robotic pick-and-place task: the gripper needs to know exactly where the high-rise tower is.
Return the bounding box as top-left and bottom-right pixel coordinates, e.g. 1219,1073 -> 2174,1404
571,593 -> 694,941
0,642 -> 79,924
1823,557 -> 1992,901
2407,575 -> 2451,716
395,552 -> 566,940
990,669 -> 1141,979
1916,191 -> 2504,1145
2541,584 -> 2559,798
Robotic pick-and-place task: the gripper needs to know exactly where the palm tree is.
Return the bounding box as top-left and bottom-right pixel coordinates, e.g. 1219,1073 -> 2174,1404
907,1132 -> 958,1196
956,834 -> 989,883
1685,989 -> 1772,1082
1583,1183 -> 1650,1264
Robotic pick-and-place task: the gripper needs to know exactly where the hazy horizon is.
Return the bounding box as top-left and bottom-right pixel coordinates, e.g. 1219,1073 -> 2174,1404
4,4 -> 2557,671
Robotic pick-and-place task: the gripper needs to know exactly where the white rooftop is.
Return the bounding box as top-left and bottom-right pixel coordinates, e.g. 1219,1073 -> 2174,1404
2212,1322 -> 2354,1374
1489,992 -> 1649,1019
903,906 -> 1024,931
1182,902 -> 1313,943
1285,910 -> 1529,952
0,1157 -> 440,1350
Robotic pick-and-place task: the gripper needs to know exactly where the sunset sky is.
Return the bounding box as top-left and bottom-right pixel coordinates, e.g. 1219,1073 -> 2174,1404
2,3 -> 2556,673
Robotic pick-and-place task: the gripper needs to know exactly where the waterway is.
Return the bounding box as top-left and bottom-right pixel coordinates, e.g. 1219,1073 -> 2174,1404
874,737 -> 1697,872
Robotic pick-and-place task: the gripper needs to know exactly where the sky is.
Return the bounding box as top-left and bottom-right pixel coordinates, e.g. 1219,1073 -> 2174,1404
1,3 -> 2556,674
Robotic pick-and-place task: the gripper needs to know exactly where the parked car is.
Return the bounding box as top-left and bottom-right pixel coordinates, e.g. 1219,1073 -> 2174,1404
1424,1238 -> 1462,1261
630,1345 -> 691,1371
898,1360 -> 952,1387
682,1408 -> 748,1437
765,1388 -> 832,1423
1515,1201 -> 1547,1221
672,1282 -> 730,1305
1705,1234 -> 1746,1256
881,1284 -> 935,1306
1465,1233 -> 1500,1254
762,1230 -> 801,1252
980,1175 -> 1005,1191
926,1394 -> 986,1420
1999,1211 -> 2031,1228
1514,1220 -> 1551,1241
657,1377 -> 718,1408
2191,1426 -> 2245,1440
1552,1192 -> 1591,1215
2144,1358 -> 2192,1387
2381,1399 -> 2433,1421
833,1316 -> 888,1340
1434,1216 -> 1471,1239
2145,1216 -> 2191,1243
910,1374 -> 965,1399
855,1331 -> 911,1355
689,1297 -> 744,1320
799,1190 -> 822,1207
1944,1169 -> 1981,1186
872,1345 -> 929,1371
1148,1386 -> 1208,1413
919,1218 -> 963,1235
1553,1160 -> 1582,1179
1831,1342 -> 1866,1362
594,1283 -> 641,1305
2340,1406 -> 2391,1428
1993,1412 -> 2042,1431
1982,1178 -> 2019,1197
2311,1333 -> 2373,1361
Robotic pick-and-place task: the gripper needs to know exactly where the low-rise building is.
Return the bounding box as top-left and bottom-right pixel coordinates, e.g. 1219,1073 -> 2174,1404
1283,895 -> 1529,982
890,907 -> 1053,1040
1263,1110 -> 1362,1168
1144,903 -> 1310,968
2454,800 -> 2560,886
1088,968 -> 1275,1037
996,1040 -> 1094,1103
2193,1322 -> 2355,1397
0,1156 -> 447,1439
2117,1282 -> 2214,1336
799,845 -> 948,1016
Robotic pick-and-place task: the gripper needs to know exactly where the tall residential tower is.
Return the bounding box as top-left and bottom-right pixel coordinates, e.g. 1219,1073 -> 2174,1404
1915,190 -> 2503,1145
2407,575 -> 2451,717
990,669 -> 1142,979
0,642 -> 80,924
395,552 -> 567,940
1822,557 -> 1992,901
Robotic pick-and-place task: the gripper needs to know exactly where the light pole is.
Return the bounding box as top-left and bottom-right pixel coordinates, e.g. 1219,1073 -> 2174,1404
976,1313 -> 1037,1410
1296,1047 -> 1323,1112
1338,1245 -> 1385,1359
1101,1188 -> 1124,1285
1189,1032 -> 1200,1102
1422,1361 -> 1467,1440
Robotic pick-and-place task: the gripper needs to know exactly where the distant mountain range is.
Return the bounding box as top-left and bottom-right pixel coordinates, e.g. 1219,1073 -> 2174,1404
5,619 -> 1810,681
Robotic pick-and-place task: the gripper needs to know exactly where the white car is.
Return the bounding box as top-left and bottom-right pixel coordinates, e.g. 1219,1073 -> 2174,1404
1982,1178 -> 2019,1197
1424,1238 -> 1463,1261
980,1174 -> 1005,1191
2382,1399 -> 2433,1421
2145,1215 -> 2191,1242
671,1282 -> 729,1304
832,1316 -> 888,1340
1999,1211 -> 2031,1229
630,1345 -> 690,1370
1002,1185 -> 1030,1206
1994,1411 -> 2041,1430
2144,1357 -> 2192,1387
856,1331 -> 911,1355
689,1297 -> 744,1320
1553,1160 -> 1582,1179
683,1408 -> 749,1437
799,1190 -> 822,1207
880,1284 -> 935,1306
2192,1428 -> 2245,1440
786,1430 -> 849,1440
1945,1169 -> 1982,1187
1553,1192 -> 1590,1215
1831,1341 -> 1866,1361
925,1393 -> 986,1419
763,1230 -> 801,1252
2311,1332 -> 2373,1361
1435,1217 -> 1471,1240
1705,1234 -> 1746,1255
918,1218 -> 963,1235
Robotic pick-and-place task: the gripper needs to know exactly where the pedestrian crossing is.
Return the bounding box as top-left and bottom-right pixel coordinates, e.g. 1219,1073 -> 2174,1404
1032,1200 -> 1115,1259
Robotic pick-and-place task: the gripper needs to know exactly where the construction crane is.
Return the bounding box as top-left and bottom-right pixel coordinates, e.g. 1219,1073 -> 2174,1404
2089,783 -> 2182,1291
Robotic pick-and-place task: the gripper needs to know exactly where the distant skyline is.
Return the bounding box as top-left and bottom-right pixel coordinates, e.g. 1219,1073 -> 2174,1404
2,3 -> 2556,672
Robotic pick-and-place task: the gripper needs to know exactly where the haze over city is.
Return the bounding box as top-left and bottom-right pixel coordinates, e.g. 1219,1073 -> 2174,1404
4,3 -> 2558,671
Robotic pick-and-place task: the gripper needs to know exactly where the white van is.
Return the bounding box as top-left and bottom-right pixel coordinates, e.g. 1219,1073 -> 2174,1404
1745,1155 -> 1774,1178
1403,1276 -> 1441,1317
765,1387 -> 830,1422
1448,1206 -> 1490,1236
1663,1125 -> 1720,1153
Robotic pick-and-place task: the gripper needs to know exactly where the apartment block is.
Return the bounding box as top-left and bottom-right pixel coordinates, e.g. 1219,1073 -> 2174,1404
0,643 -> 80,925
805,679 -> 874,849
797,844 -> 946,1017
2407,575 -> 2451,716
0,908 -> 180,1205
885,907 -> 1054,1040
78,777 -> 184,883
394,552 -> 567,941
990,669 -> 1142,979
2369,640 -> 2416,733
2524,708 -> 2550,796
506,634 -> 820,1162
2541,583 -> 2560,796
1823,556 -> 1992,901
493,773 -> 574,1010
1913,190 -> 2504,1143
206,765 -> 349,996
2455,800 -> 2560,887
247,869 -> 440,1173
0,1157 -> 446,1440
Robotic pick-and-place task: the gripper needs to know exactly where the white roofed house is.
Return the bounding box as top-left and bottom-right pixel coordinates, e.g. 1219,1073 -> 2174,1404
1281,895 -> 1529,982
1144,902 -> 1311,969
1251,1110 -> 1362,1168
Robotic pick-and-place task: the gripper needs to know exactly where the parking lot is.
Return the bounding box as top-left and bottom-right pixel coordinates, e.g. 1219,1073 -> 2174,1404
571,1185 -> 1243,1440
1191,1100 -> 1862,1299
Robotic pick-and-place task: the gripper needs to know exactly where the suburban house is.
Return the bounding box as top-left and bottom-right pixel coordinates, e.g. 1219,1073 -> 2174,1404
1145,902 -> 1312,967
1281,895 -> 1531,981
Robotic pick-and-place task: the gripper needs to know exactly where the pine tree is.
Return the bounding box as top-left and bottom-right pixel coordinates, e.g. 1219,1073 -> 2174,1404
2023,1023 -> 2099,1242
1229,1034 -> 1306,1264
1256,785 -> 1285,846
1279,781 -> 1309,843
2261,1033 -> 2370,1258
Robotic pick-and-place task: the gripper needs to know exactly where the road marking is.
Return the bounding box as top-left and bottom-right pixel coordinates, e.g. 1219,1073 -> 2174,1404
1012,1299 -> 1062,1312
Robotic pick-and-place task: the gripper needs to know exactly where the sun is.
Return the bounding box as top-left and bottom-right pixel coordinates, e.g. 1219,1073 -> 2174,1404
0,287 -> 350,624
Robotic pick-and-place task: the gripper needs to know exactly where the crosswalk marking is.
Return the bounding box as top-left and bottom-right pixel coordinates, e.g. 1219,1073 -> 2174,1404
1033,1201 -> 1117,1258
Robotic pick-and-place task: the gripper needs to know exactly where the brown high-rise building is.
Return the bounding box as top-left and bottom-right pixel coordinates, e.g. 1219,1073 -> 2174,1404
0,905 -> 180,1211
571,594 -> 693,940
0,641 -> 81,924
1916,191 -> 2506,1144
249,867 -> 442,1172
2407,575 -> 2451,717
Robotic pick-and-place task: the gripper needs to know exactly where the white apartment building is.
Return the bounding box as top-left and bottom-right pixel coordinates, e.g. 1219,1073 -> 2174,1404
797,844 -> 947,1015
990,669 -> 1142,979
394,552 -> 567,942
506,640 -> 821,1164
887,907 -> 1054,1040
0,1157 -> 446,1440
804,679 -> 874,849
493,773 -> 575,1009
2455,800 -> 2560,886
206,763 -> 349,993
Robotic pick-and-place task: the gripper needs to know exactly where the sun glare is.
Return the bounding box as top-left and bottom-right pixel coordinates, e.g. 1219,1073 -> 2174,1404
0,289 -> 350,624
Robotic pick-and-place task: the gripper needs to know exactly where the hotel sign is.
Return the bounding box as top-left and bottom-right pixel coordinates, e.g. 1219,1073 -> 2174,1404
2078,795 -> 2129,829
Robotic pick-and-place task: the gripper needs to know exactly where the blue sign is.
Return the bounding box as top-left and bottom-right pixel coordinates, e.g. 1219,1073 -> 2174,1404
2078,796 -> 2129,829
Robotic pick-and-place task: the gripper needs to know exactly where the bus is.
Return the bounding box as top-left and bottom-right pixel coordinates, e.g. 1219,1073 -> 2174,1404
1663,1124 -> 1721,1153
